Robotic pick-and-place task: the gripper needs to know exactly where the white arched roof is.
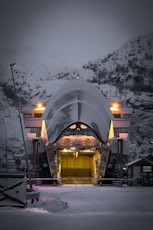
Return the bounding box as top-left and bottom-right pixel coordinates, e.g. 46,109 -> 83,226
42,80 -> 113,144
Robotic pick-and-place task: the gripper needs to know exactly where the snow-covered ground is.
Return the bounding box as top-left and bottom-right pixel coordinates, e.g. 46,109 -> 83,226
0,185 -> 153,230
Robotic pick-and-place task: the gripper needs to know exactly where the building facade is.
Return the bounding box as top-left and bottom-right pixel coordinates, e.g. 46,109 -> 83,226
23,80 -> 132,184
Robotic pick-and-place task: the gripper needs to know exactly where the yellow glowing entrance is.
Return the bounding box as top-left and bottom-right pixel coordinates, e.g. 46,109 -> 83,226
59,149 -> 97,184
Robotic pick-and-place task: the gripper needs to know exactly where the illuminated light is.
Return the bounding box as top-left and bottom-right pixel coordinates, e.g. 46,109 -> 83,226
41,120 -> 49,146
35,102 -> 46,111
75,151 -> 78,158
80,124 -> 87,129
110,102 -> 121,111
119,133 -> 128,140
76,73 -> 80,79
70,124 -> 87,129
62,148 -> 78,152
108,120 -> 115,140
37,103 -> 42,108
63,148 -> 68,152
36,103 -> 44,108
70,124 -> 76,129
26,207 -> 49,214
10,63 -> 16,67
70,147 -> 76,150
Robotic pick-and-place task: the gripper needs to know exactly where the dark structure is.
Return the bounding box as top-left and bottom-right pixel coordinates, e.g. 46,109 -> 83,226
126,156 -> 153,186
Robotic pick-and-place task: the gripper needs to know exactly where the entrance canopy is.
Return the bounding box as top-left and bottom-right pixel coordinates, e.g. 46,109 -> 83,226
41,80 -> 113,144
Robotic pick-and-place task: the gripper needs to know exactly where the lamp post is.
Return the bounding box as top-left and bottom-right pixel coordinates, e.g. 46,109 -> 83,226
10,64 -> 29,176
10,63 -> 17,107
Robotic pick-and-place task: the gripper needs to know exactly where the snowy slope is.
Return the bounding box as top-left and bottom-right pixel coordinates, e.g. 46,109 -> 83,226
0,47 -> 96,163
83,32 -> 153,159
83,32 -> 153,92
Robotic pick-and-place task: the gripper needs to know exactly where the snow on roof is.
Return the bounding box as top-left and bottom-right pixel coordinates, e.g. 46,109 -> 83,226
42,80 -> 113,144
126,157 -> 153,167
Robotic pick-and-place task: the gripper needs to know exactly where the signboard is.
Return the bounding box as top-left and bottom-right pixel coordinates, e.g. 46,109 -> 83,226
142,166 -> 152,173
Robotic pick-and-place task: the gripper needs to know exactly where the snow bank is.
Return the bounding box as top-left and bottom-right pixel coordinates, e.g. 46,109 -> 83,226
26,195 -> 68,213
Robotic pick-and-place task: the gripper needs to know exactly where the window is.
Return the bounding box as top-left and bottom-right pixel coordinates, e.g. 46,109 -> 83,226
142,166 -> 152,173
119,133 -> 128,140
23,113 -> 32,118
34,113 -> 42,118
123,114 -> 131,119
113,114 -> 121,118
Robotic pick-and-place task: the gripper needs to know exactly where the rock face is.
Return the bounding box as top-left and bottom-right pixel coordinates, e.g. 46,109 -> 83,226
0,32 -> 153,163
83,32 -> 153,92
83,32 -> 153,159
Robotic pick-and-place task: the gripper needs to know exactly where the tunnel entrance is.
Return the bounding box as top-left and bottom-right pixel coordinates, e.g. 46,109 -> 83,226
60,149 -> 97,184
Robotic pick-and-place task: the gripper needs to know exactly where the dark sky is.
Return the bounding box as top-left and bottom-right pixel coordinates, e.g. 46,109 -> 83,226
0,0 -> 153,67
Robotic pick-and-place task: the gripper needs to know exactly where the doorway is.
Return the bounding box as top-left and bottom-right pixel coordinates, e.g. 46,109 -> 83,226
60,149 -> 96,184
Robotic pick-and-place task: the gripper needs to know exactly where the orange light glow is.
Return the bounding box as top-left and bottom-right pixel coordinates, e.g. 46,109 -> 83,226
41,120 -> 49,145
110,102 -> 121,111
36,103 -> 43,108
35,102 -> 46,111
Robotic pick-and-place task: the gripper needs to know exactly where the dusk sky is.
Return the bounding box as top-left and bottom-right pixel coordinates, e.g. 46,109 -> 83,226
0,0 -> 153,67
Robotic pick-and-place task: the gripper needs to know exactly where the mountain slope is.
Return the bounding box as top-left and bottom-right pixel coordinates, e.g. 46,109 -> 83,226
0,32 -> 153,163
83,32 -> 153,158
83,32 -> 153,93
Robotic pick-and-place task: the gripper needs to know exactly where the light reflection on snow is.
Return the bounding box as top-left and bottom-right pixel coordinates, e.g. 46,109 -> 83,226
27,194 -> 68,213
25,207 -> 49,214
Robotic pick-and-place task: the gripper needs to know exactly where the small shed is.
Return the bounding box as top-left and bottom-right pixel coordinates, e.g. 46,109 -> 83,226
126,157 -> 153,186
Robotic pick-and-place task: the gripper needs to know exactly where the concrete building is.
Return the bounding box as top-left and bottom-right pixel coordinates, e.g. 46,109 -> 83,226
23,80 -> 133,184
